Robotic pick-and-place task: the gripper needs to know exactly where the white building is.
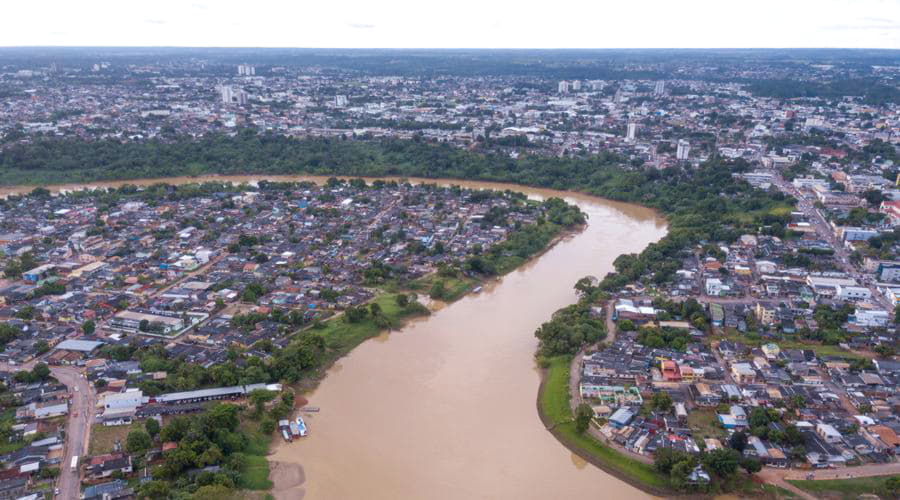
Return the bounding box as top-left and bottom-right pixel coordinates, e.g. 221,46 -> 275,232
841,227 -> 879,242
676,139 -> 691,160
852,308 -> 890,327
101,390 -> 144,410
837,285 -> 872,301
237,64 -> 255,76
335,95 -> 349,107
219,85 -> 234,104
558,81 -> 569,94
654,80 -> 666,96
626,123 -> 637,143
571,80 -> 581,91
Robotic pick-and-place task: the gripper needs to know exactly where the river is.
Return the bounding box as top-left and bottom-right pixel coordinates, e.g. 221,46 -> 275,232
11,174 -> 667,499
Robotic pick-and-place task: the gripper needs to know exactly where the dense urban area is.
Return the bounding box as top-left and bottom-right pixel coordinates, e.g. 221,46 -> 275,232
1,48 -> 900,499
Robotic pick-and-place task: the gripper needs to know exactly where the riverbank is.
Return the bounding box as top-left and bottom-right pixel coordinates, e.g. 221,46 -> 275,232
536,356 -> 673,496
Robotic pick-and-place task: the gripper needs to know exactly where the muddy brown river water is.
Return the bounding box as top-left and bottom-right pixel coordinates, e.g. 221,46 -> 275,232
10,175 -> 667,499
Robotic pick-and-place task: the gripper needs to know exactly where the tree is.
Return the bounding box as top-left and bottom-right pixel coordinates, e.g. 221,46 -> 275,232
740,457 -> 762,473
651,391 -> 673,413
429,280 -> 447,300
395,293 -> 410,308
618,319 -> 635,331
574,403 -> 593,433
670,459 -> 695,490
654,448 -> 693,474
138,480 -> 170,499
32,362 -> 50,381
728,431 -> 748,452
34,340 -> 50,355
703,448 -> 740,477
144,418 -> 160,437
82,320 -> 95,335
126,429 -> 152,454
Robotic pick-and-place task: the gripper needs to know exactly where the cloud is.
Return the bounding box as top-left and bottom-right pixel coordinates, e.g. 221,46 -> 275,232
348,23 -> 376,29
190,3 -> 209,9
144,19 -> 167,25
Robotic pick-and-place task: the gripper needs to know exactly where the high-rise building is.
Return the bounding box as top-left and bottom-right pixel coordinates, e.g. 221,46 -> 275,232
219,85 -> 234,104
237,64 -> 256,76
626,122 -> 637,142
558,81 -> 569,94
335,95 -> 348,107
676,139 -> 691,160
654,80 -> 666,96
219,86 -> 248,105
235,89 -> 248,106
571,80 -> 581,91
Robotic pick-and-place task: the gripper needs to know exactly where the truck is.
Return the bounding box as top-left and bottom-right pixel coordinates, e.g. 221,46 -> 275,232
70,455 -> 79,472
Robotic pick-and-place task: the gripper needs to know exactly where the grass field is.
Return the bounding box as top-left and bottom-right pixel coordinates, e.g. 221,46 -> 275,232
89,423 -> 134,455
237,420 -> 274,490
787,475 -> 900,499
716,333 -> 866,360
410,274 -> 478,302
538,356 -> 672,493
239,454 -> 274,490
687,408 -> 726,441
310,292 -> 430,364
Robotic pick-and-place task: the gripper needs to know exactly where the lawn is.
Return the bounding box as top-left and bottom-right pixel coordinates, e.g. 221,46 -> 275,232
538,356 -> 671,494
409,274 -> 478,303
687,408 -> 726,441
309,292 -> 430,363
89,423 -> 135,455
787,475 -> 900,499
715,333 -> 865,360
237,420 -> 274,490
238,454 -> 273,490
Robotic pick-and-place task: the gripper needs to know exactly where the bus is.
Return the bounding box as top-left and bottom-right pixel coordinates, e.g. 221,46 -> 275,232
70,455 -> 78,472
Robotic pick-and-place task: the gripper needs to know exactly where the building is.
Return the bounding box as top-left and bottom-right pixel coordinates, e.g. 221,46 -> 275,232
676,140 -> 691,160
816,423 -> 843,444
718,405 -> 748,429
335,95 -> 348,107
109,311 -> 185,335
237,64 -> 255,76
755,303 -> 776,326
571,80 -> 581,91
626,122 -> 637,143
219,86 -> 248,106
557,81 -> 569,94
792,177 -> 829,191
836,285 -> 872,301
101,390 -> 144,411
654,80 -> 665,96
731,363 -> 756,383
219,85 -> 234,104
841,227 -> 879,242
609,407 -> 634,428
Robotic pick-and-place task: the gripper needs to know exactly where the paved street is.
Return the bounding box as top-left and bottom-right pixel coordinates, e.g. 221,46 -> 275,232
52,365 -> 96,500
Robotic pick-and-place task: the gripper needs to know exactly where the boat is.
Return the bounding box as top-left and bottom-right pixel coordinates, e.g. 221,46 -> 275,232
295,415 -> 309,437
472,286 -> 482,293
301,407 -> 320,413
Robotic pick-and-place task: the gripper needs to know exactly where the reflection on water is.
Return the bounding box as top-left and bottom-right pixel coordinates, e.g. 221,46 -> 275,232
12,175 -> 666,499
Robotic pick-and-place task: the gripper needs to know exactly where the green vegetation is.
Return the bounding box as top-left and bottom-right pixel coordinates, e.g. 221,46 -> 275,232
787,475 -> 900,499
308,292 -> 430,366
538,356 -> 671,493
687,409 -> 726,441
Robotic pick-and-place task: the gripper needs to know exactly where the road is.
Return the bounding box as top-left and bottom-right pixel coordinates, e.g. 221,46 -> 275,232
769,172 -> 891,310
52,365 -> 96,500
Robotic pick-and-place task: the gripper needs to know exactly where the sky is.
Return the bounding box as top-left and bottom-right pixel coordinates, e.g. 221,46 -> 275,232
3,0 -> 900,49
